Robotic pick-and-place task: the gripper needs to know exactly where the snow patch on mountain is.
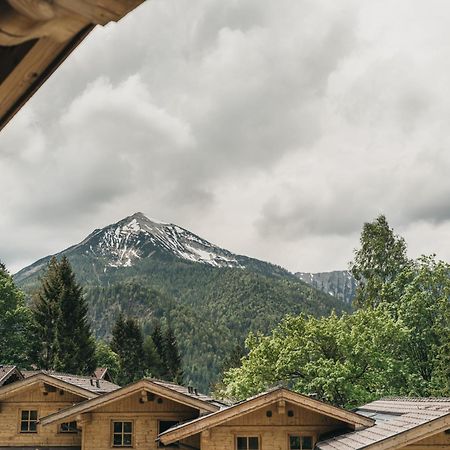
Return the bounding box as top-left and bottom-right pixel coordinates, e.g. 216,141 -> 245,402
79,212 -> 244,269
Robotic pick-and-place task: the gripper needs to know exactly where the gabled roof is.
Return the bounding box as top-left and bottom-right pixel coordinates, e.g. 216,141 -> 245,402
20,370 -> 119,394
0,372 -> 110,400
0,365 -> 24,386
40,378 -> 222,426
316,398 -> 450,450
158,388 -> 375,445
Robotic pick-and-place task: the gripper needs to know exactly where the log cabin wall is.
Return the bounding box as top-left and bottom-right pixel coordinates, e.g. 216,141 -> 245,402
199,401 -> 350,450
0,384 -> 85,450
80,392 -> 200,450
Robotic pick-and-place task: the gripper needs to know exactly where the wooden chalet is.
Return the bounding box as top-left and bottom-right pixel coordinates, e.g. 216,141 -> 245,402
0,368 -> 447,450
0,366 -> 119,450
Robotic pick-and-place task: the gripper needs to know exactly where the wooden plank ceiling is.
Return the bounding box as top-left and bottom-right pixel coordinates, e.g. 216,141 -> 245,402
0,0 -> 144,131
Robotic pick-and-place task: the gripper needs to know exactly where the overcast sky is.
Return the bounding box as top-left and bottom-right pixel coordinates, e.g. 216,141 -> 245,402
2,0 -> 450,274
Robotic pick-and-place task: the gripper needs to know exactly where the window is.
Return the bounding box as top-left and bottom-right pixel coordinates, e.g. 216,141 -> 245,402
60,421 -> 78,433
20,410 -> 38,433
236,436 -> 259,450
158,421 -> 179,448
112,421 -> 133,447
289,435 -> 313,450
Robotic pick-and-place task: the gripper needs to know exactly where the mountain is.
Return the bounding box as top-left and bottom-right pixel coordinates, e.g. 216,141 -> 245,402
295,270 -> 357,304
15,212 -> 288,288
15,212 -> 350,391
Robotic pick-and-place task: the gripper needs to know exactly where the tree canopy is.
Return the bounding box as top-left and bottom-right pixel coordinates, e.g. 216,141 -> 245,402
0,262 -> 33,366
222,215 -> 450,405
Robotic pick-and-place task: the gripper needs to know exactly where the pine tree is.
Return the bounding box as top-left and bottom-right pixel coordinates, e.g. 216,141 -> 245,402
143,335 -> 164,378
53,257 -> 96,374
151,322 -> 164,360
31,257 -> 61,369
31,257 -> 96,373
163,325 -> 183,384
111,315 -> 145,385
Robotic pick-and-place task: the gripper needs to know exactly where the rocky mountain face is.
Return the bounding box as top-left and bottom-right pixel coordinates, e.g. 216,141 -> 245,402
15,212 -> 350,391
295,270 -> 357,304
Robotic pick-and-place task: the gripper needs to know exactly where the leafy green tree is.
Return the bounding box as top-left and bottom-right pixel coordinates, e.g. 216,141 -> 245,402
387,255 -> 450,395
95,341 -> 120,381
31,257 -> 61,369
222,308 -> 412,408
0,262 -> 33,365
53,257 -> 96,374
111,315 -> 145,384
350,215 -> 410,308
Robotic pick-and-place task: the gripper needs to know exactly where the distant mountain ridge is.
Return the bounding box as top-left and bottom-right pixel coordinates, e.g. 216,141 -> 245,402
295,270 -> 357,304
14,212 -> 350,391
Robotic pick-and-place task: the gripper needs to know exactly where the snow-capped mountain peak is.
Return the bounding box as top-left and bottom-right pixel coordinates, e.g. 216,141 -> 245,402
74,212 -> 244,269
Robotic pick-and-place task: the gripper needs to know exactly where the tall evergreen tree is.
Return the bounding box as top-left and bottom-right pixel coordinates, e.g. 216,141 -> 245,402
0,261 -> 33,365
143,335 -> 164,378
111,315 -> 145,384
31,257 -> 61,369
151,322 -> 164,361
163,325 -> 183,384
31,257 -> 96,373
53,257 -> 96,374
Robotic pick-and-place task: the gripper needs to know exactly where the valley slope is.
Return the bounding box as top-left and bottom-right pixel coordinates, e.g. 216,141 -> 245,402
15,212 -> 350,390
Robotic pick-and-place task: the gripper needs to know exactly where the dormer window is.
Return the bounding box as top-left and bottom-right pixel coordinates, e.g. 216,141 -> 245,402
20,410 -> 38,433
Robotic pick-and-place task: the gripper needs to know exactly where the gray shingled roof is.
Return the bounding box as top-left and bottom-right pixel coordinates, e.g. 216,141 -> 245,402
150,379 -> 228,409
22,370 -> 120,394
316,398 -> 450,450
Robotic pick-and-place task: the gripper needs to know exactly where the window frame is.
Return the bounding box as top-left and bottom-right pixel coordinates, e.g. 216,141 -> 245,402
288,433 -> 315,450
111,420 -> 134,448
158,420 -> 180,448
59,421 -> 78,434
19,409 -> 38,434
235,435 -> 260,450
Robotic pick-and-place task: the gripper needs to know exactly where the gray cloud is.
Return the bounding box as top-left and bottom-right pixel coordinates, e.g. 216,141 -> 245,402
2,0 -> 450,273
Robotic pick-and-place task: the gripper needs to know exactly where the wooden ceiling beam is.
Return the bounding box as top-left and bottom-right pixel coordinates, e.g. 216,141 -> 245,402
0,0 -> 144,131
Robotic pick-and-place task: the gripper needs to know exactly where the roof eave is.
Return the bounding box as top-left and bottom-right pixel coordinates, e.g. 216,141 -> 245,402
41,379 -> 219,427
159,388 -> 374,445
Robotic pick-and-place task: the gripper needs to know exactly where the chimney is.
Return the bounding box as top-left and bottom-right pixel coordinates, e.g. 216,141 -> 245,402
96,380 -> 100,388
194,388 -> 198,396
90,379 -> 94,386
187,386 -> 193,394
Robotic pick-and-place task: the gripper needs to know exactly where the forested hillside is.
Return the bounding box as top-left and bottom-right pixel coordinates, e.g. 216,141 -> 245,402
15,213 -> 347,390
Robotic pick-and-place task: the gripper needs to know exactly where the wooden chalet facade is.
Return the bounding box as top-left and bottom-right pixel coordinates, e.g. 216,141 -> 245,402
0,367 -> 449,450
